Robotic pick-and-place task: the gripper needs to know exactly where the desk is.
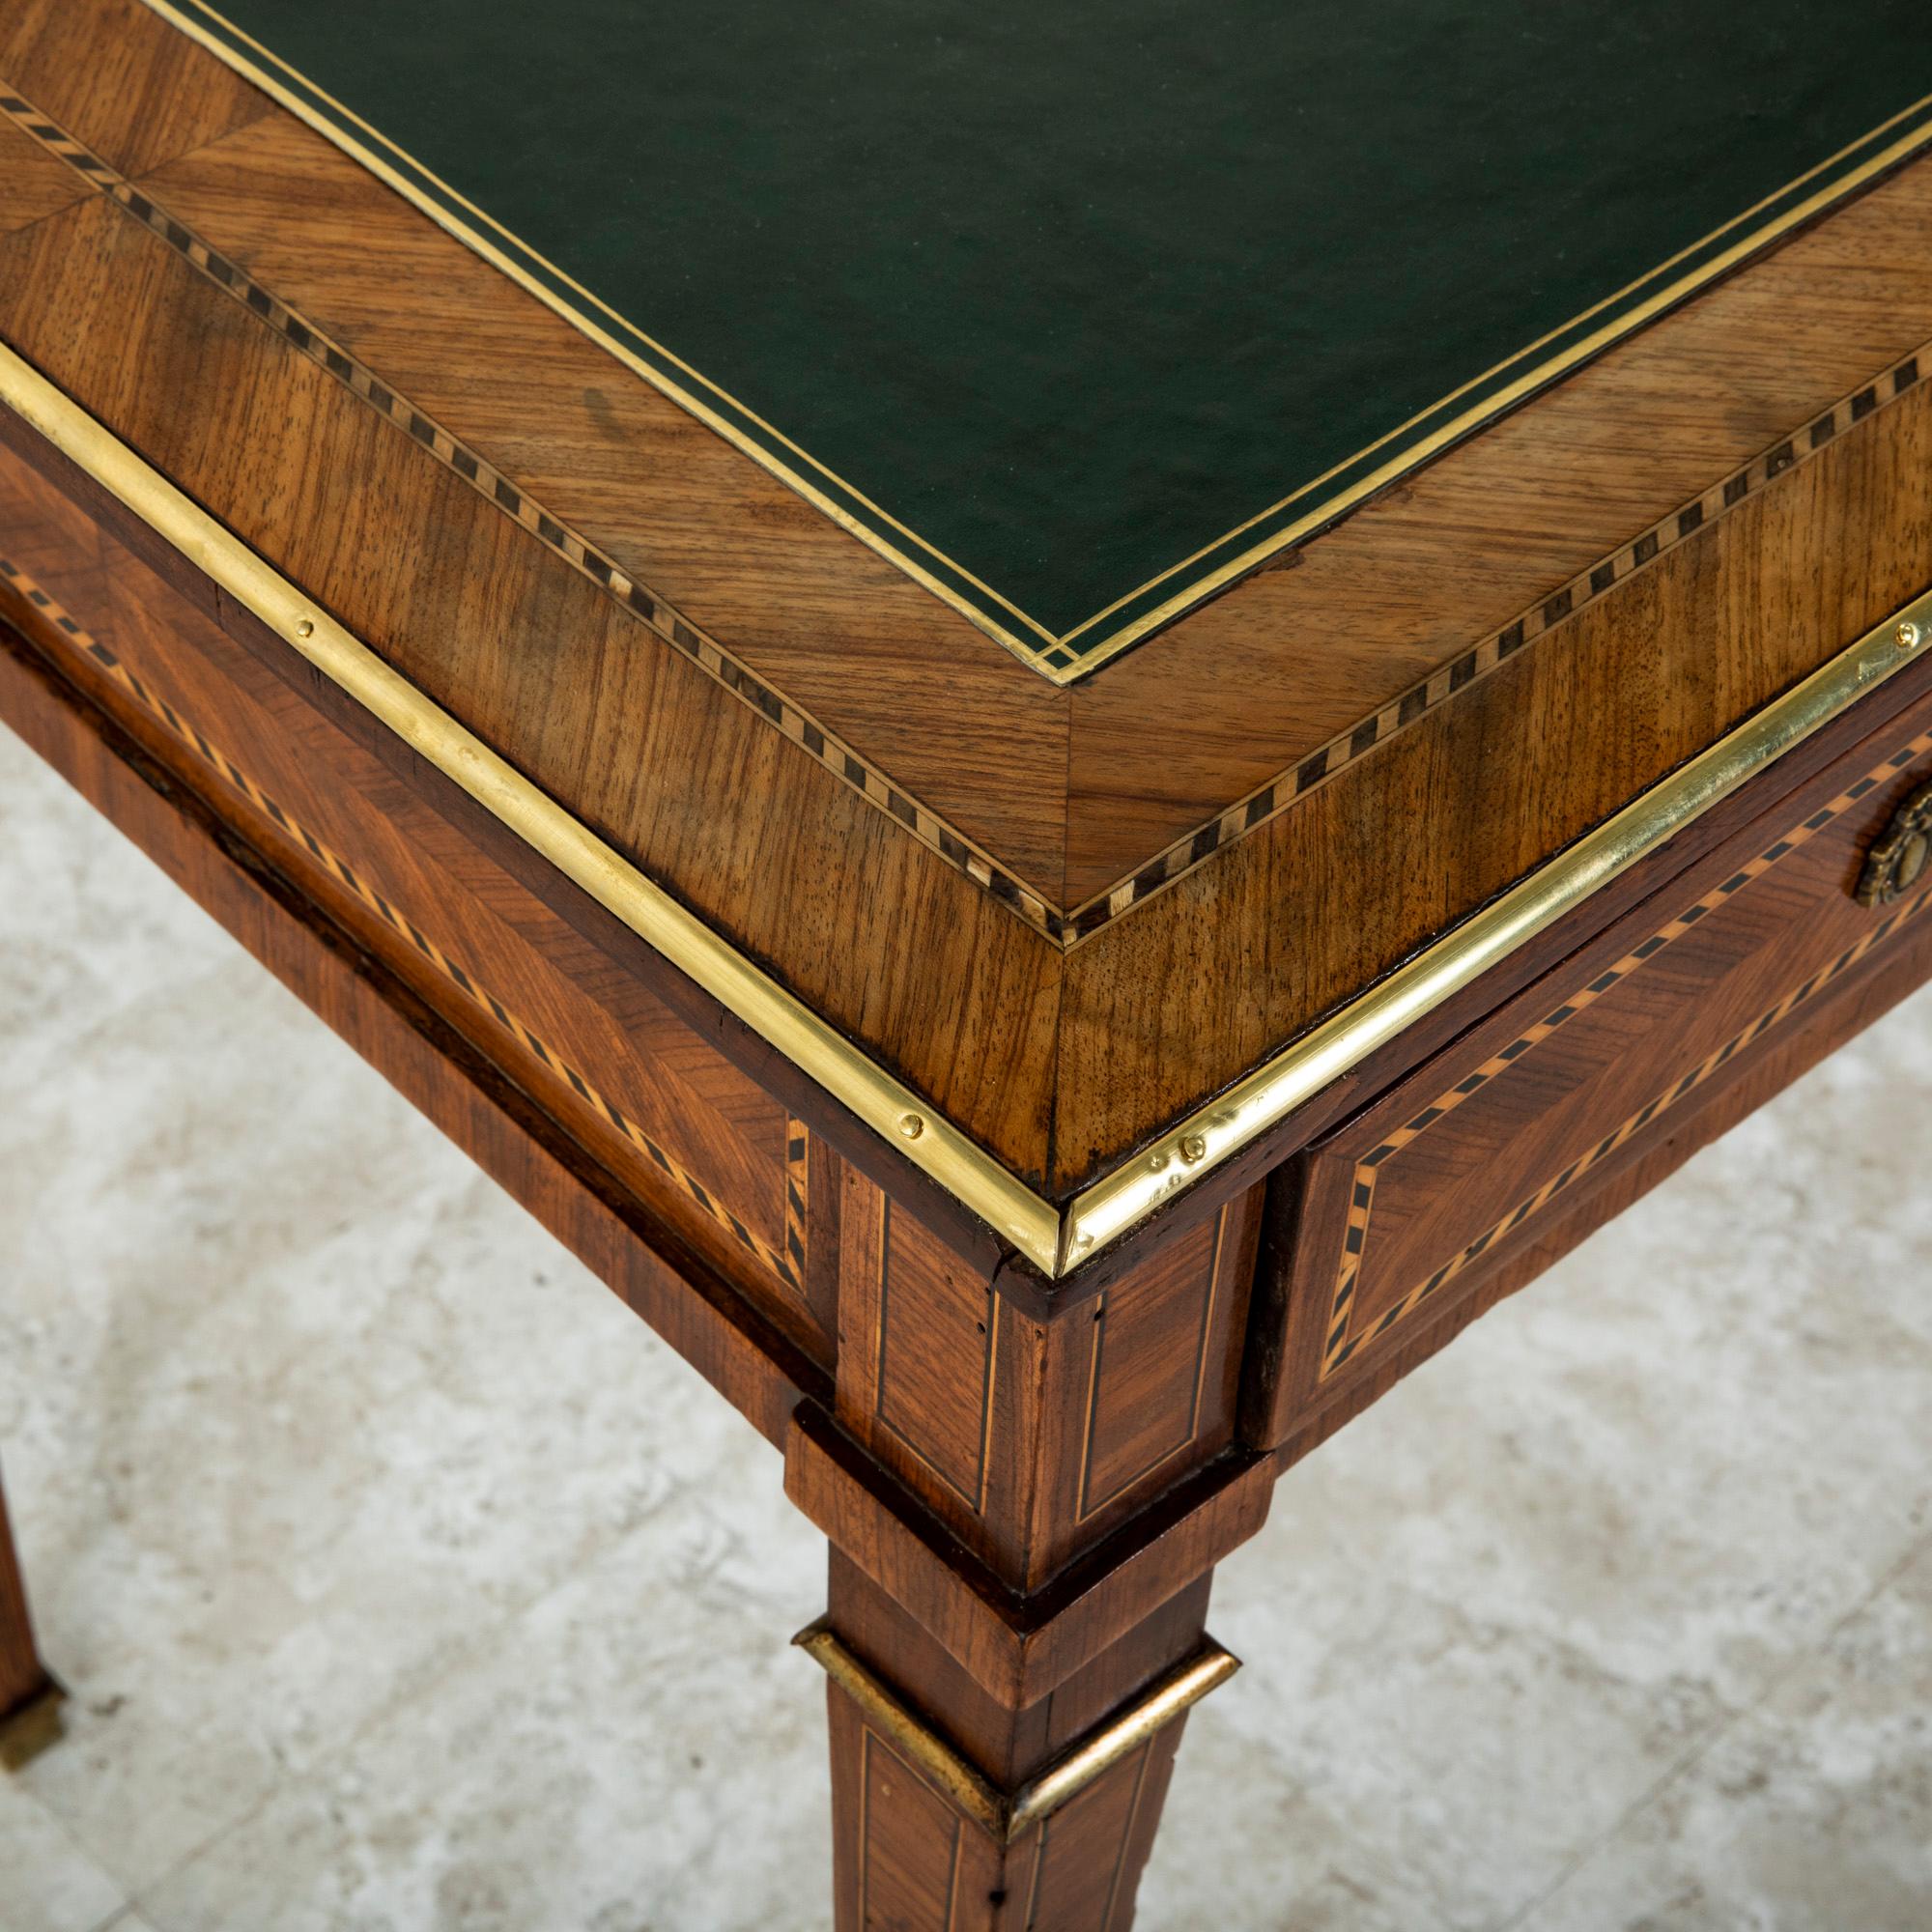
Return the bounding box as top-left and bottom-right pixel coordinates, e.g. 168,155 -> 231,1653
2,4 -> 1930,1924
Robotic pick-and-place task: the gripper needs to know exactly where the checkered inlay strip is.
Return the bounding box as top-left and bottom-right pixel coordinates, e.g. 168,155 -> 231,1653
1075,354 -> 1932,937
0,86 -> 1067,942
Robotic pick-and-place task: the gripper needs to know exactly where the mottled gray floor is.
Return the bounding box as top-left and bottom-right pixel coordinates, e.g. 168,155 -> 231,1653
1,719 -> 1928,1932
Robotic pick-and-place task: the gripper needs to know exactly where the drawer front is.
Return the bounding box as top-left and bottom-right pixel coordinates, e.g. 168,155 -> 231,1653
1271,678 -> 1932,1431
0,432 -> 839,1366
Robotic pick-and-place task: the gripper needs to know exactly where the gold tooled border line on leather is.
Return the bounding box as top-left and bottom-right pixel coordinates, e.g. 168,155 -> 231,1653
6,81 -> 1930,952
3,339 -> 1929,1277
135,0 -> 1932,682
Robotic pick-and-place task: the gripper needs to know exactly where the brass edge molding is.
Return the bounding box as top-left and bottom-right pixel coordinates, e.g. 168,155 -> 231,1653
0,339 -> 1063,1274
1059,591 -> 1932,1268
794,1622 -> 1004,1839
4,338 -> 1928,1279
1006,1642 -> 1239,1839
793,1622 -> 1239,1842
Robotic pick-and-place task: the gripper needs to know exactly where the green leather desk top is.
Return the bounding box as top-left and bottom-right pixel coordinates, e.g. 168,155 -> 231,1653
155,1 -> 1932,679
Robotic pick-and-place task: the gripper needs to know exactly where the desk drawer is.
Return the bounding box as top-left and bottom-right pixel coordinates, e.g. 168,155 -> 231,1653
1269,675 -> 1932,1435
0,427 -> 842,1375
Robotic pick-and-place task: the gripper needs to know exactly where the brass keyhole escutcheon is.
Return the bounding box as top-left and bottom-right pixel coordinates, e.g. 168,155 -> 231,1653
1856,778 -> 1932,907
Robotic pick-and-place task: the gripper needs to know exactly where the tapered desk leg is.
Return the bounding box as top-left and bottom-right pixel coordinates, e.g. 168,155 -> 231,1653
0,1456 -> 57,1756
805,1554 -> 1231,1932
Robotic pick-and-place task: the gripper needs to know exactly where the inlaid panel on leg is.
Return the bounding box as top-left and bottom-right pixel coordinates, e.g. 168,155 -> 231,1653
828,1691 -> 1181,1932
836,1174 -> 1261,1589
830,1693 -> 1005,1931
1008,1731 -> 1183,1932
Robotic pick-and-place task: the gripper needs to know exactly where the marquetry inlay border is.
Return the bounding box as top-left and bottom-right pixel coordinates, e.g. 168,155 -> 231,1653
4,84 -> 1928,952
1068,347 -> 1932,937
0,554 -> 809,1294
1321,729 -> 1932,1379
0,86 -> 1073,939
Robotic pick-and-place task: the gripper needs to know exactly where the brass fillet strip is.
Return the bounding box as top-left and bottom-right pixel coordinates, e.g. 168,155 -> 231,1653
1059,586 -> 1932,1268
3,338 -> 1928,1277
0,338 -> 1063,1274
793,1622 -> 1239,1843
